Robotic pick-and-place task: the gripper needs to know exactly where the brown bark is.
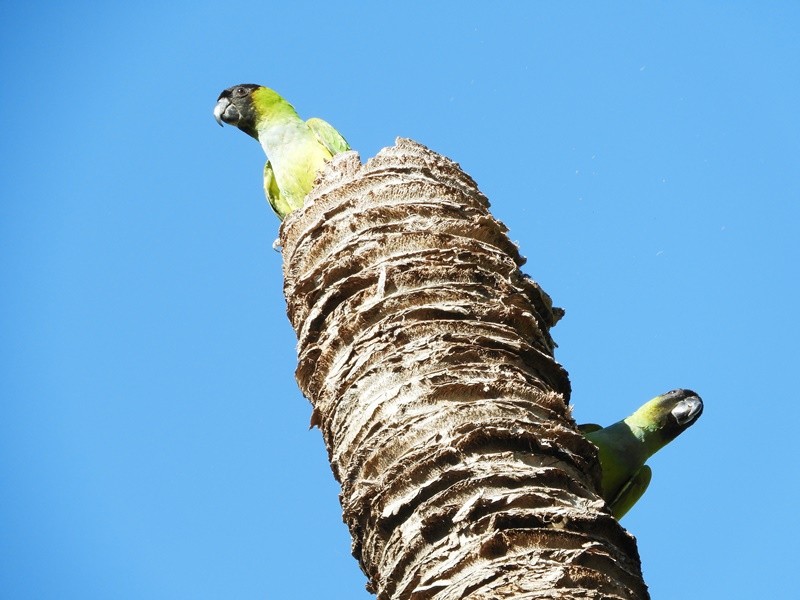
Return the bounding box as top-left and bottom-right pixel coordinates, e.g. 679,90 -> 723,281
279,139 -> 649,599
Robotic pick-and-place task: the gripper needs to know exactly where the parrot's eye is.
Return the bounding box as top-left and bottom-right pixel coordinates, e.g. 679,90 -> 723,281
235,87 -> 246,96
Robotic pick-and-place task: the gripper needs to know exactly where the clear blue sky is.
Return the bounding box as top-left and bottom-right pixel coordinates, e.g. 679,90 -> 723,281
2,2 -> 798,598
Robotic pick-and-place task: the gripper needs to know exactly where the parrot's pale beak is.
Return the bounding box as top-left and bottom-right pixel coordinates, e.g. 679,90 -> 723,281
671,395 -> 703,425
214,98 -> 233,127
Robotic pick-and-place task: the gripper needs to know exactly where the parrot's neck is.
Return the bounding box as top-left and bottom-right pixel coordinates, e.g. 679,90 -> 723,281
623,413 -> 668,457
251,87 -> 301,129
251,88 -> 308,159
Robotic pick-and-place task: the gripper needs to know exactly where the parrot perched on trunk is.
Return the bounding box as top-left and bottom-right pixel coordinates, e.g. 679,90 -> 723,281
579,388 -> 703,520
214,84 -> 350,219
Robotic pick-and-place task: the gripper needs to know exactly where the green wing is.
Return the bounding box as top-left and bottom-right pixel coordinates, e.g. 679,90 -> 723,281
609,465 -> 652,520
306,117 -> 350,155
264,161 -> 291,219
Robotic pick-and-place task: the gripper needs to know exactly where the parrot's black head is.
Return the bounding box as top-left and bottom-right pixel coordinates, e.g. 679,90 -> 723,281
643,388 -> 703,441
214,84 -> 263,139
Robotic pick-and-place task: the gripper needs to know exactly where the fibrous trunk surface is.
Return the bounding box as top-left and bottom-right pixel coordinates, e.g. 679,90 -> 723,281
279,139 -> 649,600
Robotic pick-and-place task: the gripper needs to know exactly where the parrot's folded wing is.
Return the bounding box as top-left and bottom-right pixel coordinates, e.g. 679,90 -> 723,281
307,117 -> 350,155
610,465 -> 652,520
264,161 -> 290,218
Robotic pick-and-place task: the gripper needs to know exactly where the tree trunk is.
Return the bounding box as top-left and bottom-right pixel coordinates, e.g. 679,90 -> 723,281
279,139 -> 649,600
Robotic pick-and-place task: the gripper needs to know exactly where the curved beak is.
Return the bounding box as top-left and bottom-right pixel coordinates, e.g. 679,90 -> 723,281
213,98 -> 230,127
671,394 -> 703,425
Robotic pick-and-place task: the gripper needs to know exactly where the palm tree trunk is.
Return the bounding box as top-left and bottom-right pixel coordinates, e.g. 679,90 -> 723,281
279,139 -> 649,600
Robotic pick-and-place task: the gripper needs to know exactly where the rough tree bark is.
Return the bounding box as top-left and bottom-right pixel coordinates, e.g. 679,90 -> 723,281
278,139 -> 649,599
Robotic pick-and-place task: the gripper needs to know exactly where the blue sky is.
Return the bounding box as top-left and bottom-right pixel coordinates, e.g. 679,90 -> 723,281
2,2 -> 798,598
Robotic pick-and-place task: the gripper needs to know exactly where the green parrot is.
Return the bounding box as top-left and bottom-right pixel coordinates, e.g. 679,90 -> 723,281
579,388 -> 703,520
213,84 -> 350,219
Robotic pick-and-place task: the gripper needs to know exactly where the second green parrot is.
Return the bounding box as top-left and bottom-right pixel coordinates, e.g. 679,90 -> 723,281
580,388 -> 703,519
214,84 -> 350,219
